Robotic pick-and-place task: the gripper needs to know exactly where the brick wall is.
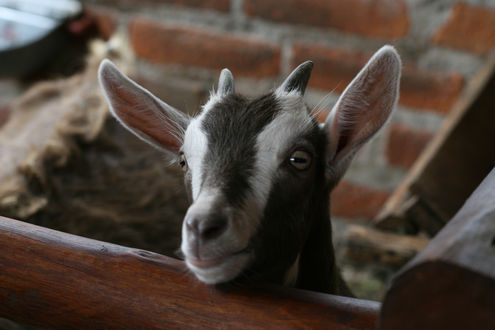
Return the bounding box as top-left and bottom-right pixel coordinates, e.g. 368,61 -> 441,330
84,0 -> 495,223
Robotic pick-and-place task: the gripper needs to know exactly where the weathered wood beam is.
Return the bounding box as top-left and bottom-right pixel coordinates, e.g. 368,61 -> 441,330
343,225 -> 429,268
375,54 -> 495,234
380,167 -> 495,330
0,216 -> 379,329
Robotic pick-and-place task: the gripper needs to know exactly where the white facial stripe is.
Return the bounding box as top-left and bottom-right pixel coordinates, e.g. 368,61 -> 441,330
249,94 -> 313,214
185,187 -> 222,215
182,116 -> 208,200
183,92 -> 227,201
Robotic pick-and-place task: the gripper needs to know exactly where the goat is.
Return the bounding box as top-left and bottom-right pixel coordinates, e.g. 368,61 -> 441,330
98,45 -> 401,296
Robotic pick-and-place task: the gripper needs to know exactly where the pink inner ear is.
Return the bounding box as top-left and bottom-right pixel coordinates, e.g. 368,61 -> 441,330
338,65 -> 396,150
105,73 -> 182,153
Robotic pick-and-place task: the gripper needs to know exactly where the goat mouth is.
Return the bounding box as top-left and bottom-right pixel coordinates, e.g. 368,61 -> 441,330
186,248 -> 252,285
186,247 -> 251,270
187,256 -> 224,269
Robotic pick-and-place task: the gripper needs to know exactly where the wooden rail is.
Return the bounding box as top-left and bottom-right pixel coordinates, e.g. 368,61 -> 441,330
381,167 -> 495,330
0,216 -> 379,329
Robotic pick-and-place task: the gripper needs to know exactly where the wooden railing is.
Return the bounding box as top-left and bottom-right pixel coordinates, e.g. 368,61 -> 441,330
1,168 -> 494,329
0,216 -> 379,329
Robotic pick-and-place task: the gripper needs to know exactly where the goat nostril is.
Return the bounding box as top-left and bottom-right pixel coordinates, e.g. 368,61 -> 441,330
199,214 -> 228,241
202,224 -> 223,240
186,213 -> 229,242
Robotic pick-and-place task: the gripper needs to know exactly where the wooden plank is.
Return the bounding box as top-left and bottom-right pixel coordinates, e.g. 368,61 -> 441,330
375,55 -> 495,233
0,216 -> 379,329
411,55 -> 495,220
343,225 -> 429,268
380,168 -> 495,330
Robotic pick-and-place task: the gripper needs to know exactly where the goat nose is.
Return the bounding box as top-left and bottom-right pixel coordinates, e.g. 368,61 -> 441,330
186,213 -> 228,242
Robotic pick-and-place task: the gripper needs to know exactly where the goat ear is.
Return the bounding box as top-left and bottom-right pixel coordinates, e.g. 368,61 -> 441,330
98,59 -> 189,154
218,68 -> 235,95
323,45 -> 401,180
277,61 -> 313,95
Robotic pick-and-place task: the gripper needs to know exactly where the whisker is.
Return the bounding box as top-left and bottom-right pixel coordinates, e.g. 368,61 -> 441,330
311,85 -> 339,120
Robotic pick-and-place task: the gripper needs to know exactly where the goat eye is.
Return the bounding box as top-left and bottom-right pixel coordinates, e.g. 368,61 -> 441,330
179,154 -> 188,171
289,150 -> 312,170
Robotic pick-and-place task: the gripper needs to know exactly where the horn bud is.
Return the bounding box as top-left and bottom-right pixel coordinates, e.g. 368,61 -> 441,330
278,61 -> 313,95
218,68 -> 235,95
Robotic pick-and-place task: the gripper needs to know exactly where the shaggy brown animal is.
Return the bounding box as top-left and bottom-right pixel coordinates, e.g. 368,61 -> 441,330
0,38 -> 187,256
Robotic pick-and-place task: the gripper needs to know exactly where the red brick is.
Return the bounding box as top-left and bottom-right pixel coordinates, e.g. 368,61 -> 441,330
87,8 -> 117,40
331,181 -> 390,219
293,45 -> 367,93
385,123 -> 433,169
293,44 -> 464,114
400,65 -> 463,114
129,19 -> 281,78
244,0 -> 409,38
432,3 -> 495,54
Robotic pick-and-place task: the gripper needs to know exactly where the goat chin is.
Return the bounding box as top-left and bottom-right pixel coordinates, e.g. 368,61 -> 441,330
185,252 -> 252,284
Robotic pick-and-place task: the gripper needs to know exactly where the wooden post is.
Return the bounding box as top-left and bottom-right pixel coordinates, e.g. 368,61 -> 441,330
0,216 -> 379,329
375,54 -> 495,235
380,168 -> 495,330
